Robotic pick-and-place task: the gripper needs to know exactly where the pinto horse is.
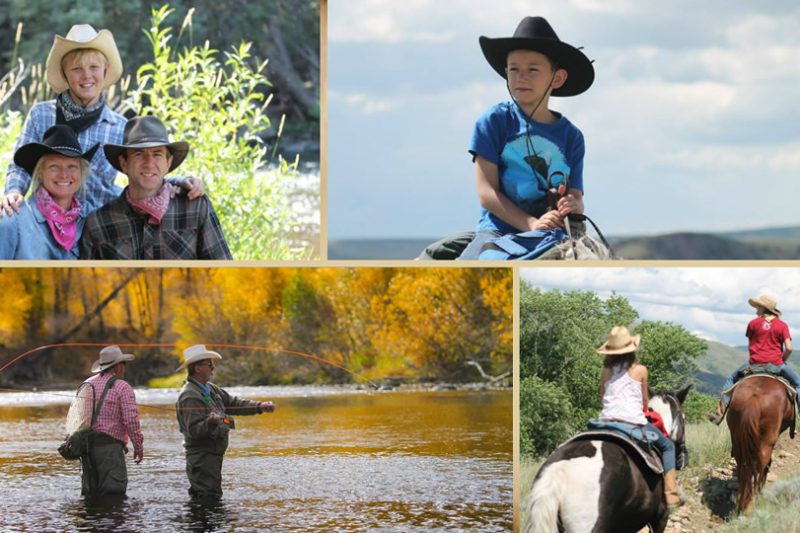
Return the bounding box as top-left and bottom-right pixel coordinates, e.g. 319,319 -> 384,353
525,385 -> 691,533
726,375 -> 795,515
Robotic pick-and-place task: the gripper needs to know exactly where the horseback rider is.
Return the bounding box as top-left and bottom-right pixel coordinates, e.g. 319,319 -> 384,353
597,326 -> 682,508
710,295 -> 800,424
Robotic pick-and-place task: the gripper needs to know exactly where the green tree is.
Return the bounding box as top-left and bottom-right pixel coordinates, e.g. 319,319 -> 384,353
636,320 -> 706,391
520,375 -> 575,457
520,283 -> 638,381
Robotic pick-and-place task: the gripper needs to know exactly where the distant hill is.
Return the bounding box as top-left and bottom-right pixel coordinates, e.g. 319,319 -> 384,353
611,232 -> 800,260
693,339 -> 800,396
329,226 -> 800,260
329,239 -> 430,260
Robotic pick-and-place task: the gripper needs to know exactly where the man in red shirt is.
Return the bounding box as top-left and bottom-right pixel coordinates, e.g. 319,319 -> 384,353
710,295 -> 799,424
80,345 -> 144,496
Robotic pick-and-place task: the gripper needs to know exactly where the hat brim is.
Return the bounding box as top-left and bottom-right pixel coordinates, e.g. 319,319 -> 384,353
479,36 -> 594,97
91,352 -> 135,373
14,142 -> 99,176
104,141 -> 190,174
748,297 -> 781,316
596,335 -> 640,355
175,350 -> 222,373
45,29 -> 123,93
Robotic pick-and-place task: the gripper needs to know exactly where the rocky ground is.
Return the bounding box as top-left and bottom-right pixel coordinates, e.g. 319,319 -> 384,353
665,432 -> 800,532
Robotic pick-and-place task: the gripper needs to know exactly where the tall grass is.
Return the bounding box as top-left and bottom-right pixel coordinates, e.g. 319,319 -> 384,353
520,455 -> 545,532
685,420 -> 732,468
716,475 -> 800,532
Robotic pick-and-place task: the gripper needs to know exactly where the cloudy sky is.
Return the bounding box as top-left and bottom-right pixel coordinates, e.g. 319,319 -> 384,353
520,266 -> 800,346
328,0 -> 800,240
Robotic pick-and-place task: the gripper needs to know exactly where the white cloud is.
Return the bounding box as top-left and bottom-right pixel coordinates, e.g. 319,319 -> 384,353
521,267 -> 800,345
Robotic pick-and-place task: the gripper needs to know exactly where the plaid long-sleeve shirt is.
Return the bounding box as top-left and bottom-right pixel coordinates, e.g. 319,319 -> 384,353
84,372 -> 144,454
79,190 -> 233,259
4,101 -> 127,214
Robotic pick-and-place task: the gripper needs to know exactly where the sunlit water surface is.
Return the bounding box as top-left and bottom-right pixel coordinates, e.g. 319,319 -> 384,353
0,388 -> 511,531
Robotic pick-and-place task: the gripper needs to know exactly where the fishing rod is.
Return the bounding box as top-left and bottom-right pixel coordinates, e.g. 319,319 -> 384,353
0,342 -> 381,391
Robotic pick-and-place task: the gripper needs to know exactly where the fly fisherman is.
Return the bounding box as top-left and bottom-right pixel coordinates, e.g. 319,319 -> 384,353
176,344 -> 275,499
81,345 -> 144,496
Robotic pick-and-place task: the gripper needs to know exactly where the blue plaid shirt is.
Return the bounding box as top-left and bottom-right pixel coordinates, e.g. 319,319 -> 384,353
5,100 -> 127,214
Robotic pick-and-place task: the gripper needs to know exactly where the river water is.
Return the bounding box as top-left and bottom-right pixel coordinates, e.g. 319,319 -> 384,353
0,387 -> 511,532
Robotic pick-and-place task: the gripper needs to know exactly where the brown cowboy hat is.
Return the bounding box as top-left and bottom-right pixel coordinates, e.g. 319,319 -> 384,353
45,24 -> 123,93
596,326 -> 640,355
103,116 -> 190,173
479,16 -> 594,97
91,345 -> 135,373
13,124 -> 98,176
748,295 -> 781,316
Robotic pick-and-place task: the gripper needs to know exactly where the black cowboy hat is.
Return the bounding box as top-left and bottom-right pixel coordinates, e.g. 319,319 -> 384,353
13,124 -> 99,176
103,115 -> 189,173
479,16 -> 594,97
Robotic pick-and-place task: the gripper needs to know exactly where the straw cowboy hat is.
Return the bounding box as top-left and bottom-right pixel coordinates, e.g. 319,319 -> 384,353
45,24 -> 123,93
596,326 -> 640,355
91,345 -> 135,373
176,344 -> 222,372
479,16 -> 594,97
103,116 -> 190,173
748,295 -> 781,316
13,124 -> 98,176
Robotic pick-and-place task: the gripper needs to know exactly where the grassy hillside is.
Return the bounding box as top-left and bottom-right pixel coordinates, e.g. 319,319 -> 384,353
611,232 -> 800,260
694,340 -> 800,395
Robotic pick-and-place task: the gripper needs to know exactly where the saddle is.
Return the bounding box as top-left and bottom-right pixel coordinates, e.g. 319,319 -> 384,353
565,428 -> 664,475
721,370 -> 797,438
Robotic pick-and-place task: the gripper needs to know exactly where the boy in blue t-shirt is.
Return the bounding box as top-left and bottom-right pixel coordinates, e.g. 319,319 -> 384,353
457,16 -> 595,259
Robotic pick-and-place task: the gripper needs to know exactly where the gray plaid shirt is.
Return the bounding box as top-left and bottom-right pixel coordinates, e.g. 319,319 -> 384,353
79,191 -> 232,260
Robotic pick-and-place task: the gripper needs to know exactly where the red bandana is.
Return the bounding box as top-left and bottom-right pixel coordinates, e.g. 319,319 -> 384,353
125,183 -> 175,225
35,187 -> 82,251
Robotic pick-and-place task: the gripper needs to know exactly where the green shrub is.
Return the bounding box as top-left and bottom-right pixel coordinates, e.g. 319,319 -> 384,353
520,375 -> 575,457
684,389 -> 720,423
131,5 -> 299,260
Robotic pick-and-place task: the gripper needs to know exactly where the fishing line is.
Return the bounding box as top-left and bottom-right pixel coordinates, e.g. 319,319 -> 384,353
0,342 -> 381,401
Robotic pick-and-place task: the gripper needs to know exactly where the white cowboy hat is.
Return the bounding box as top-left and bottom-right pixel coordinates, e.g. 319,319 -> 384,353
748,295 -> 781,316
596,326 -> 640,355
91,345 -> 135,373
176,344 -> 223,372
45,24 -> 123,93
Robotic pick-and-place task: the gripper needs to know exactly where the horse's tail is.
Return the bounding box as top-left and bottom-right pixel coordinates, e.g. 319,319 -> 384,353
525,463 -> 563,533
734,396 -> 765,510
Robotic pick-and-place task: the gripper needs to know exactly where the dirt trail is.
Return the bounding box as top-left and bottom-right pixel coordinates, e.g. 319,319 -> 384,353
665,430 -> 800,532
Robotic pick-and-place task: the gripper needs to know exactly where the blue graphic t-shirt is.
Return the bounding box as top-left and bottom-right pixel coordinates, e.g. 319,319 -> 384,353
468,101 -> 585,234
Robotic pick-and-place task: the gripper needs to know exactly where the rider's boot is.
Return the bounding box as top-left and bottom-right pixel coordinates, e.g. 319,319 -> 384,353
664,469 -> 683,508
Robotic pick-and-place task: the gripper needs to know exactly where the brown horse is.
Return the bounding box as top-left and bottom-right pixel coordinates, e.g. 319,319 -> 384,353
726,376 -> 795,515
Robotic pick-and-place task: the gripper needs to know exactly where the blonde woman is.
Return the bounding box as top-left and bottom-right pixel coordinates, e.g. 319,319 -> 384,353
0,125 -> 95,258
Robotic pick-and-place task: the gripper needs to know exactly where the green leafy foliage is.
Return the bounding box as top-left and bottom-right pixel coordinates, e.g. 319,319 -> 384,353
683,389 -> 719,423
130,6 -> 297,259
520,375 -> 576,457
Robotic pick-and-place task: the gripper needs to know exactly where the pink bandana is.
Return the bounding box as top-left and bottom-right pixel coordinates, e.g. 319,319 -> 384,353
35,187 -> 83,251
125,183 -> 174,225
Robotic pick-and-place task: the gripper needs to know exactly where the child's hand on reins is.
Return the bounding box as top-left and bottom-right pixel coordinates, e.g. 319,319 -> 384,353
531,210 -> 565,230
556,193 -> 583,217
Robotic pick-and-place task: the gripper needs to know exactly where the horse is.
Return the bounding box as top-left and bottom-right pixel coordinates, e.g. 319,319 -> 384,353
726,375 -> 795,515
525,384 -> 691,533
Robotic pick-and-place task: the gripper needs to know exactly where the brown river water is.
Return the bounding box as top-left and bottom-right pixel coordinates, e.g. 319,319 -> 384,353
0,388 -> 511,532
